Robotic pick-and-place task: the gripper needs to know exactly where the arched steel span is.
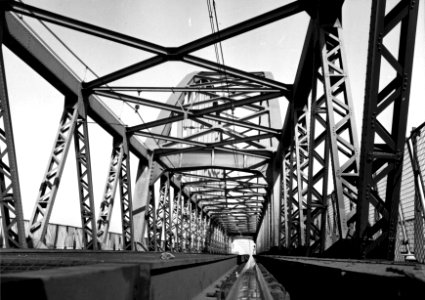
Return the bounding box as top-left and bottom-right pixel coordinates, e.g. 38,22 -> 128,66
0,0 -> 421,261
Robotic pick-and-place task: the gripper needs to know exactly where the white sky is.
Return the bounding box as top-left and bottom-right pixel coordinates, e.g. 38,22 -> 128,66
2,0 -> 424,232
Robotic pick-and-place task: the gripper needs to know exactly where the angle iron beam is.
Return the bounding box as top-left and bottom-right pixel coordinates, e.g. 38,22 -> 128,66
93,90 -> 183,114
28,99 -> 79,247
356,0 -> 419,259
119,141 -> 135,250
147,183 -> 156,251
84,56 -> 166,90
96,139 -> 124,244
0,17 -> 26,248
73,95 -> 97,250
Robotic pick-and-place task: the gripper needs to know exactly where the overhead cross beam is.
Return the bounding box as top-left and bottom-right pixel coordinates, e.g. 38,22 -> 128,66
7,1 -> 295,96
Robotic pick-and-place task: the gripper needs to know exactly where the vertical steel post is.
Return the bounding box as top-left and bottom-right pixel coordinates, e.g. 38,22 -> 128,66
304,17 -> 361,255
171,188 -> 179,252
357,0 -> 419,259
119,139 -> 134,250
131,159 -> 150,250
0,15 -> 26,248
280,154 -> 289,248
272,165 -> 281,248
29,99 -> 79,247
188,200 -> 193,252
147,182 -> 156,251
293,109 -> 309,248
319,21 -> 360,243
73,94 -> 97,250
183,197 -> 190,252
155,176 -> 167,251
285,151 -> 296,249
161,173 -> 172,251
177,192 -> 184,252
96,139 -> 124,244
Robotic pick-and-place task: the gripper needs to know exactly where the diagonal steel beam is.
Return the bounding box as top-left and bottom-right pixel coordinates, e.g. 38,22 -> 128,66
84,56 -> 167,90
9,1 -> 169,55
126,91 -> 283,133
182,55 -> 291,93
175,1 -> 302,55
93,90 -> 184,114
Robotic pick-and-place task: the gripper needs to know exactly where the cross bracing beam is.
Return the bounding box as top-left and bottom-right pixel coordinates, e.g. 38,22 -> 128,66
8,2 -> 294,94
125,91 -> 284,134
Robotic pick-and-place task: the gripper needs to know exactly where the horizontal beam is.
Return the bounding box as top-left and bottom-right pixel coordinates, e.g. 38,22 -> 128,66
93,86 -> 281,93
182,55 -> 291,93
93,90 -> 183,113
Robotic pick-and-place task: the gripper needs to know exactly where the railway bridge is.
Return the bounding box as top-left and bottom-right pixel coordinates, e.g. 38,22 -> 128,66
1,0 -> 424,299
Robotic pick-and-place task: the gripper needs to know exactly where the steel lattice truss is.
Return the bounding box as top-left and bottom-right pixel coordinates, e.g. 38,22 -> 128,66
0,0 -> 420,259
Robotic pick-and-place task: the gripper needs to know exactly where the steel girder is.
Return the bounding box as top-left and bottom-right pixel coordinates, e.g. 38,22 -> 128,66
356,0 -> 419,259
119,143 -> 135,250
96,139 -> 124,244
161,174 -> 172,251
94,138 -> 135,249
280,6 -> 360,255
29,100 -> 79,247
73,96 -> 97,250
304,21 -> 360,255
0,15 -> 26,248
286,109 -> 309,249
280,154 -> 290,248
170,190 -> 181,252
146,183 -> 157,251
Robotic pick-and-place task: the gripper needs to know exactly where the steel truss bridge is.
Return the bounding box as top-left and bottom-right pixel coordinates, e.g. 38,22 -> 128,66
0,0 -> 424,299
